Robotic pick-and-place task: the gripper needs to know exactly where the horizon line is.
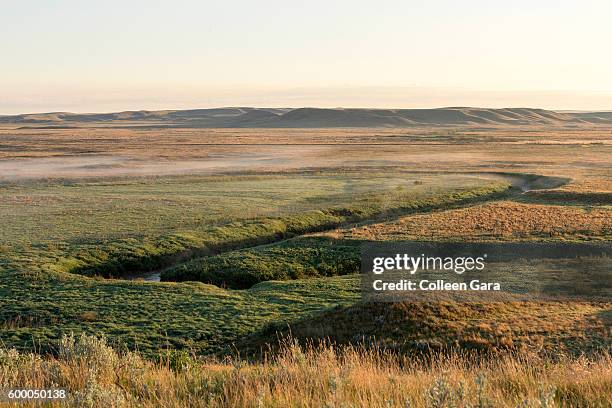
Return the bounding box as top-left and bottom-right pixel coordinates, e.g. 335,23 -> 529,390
3,105 -> 612,117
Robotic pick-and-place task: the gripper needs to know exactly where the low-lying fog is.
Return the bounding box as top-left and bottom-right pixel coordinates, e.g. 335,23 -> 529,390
0,153 -> 296,181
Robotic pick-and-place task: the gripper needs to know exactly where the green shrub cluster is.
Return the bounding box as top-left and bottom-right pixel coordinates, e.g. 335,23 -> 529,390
65,219 -> 288,277
162,237 -> 361,288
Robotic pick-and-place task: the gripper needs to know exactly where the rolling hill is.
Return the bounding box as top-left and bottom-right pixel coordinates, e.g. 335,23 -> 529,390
2,107 -> 612,127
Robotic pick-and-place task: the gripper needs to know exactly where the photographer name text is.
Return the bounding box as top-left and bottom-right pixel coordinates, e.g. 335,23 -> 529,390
370,254 -> 501,292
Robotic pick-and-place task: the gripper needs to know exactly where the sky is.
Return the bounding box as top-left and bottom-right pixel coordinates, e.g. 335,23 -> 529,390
1,0 -> 611,114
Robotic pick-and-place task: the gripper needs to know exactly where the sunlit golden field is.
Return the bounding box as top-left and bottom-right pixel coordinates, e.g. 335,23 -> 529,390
1,333 -> 610,407
332,201 -> 612,242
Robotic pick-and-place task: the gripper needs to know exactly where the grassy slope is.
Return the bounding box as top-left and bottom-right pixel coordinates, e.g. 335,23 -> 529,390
161,197 -> 611,357
0,272 -> 359,355
237,293 -> 611,357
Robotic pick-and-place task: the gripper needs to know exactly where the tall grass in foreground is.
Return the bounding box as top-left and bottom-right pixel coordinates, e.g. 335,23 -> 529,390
1,334 -> 610,407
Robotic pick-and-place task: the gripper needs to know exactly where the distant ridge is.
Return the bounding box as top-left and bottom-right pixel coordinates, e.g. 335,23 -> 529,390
2,107 -> 612,127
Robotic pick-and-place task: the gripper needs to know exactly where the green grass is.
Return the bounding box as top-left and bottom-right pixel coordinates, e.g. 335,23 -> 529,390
159,185 -> 514,286
5,170 -> 605,360
0,270 -> 360,356
162,237 -> 362,288
162,235 -> 611,301
1,171 -> 511,355
1,172 -> 509,278
1,172 -> 489,245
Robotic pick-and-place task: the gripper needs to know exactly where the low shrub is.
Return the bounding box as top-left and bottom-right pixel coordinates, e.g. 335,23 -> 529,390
162,237 -> 361,288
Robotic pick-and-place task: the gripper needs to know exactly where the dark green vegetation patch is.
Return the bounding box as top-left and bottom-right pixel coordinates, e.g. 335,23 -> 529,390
162,237 -> 361,288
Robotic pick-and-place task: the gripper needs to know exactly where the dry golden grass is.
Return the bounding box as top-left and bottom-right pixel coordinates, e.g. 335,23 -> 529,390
1,126 -> 610,181
557,178 -> 612,193
335,201 -> 612,242
240,301 -> 611,357
1,334 -> 610,407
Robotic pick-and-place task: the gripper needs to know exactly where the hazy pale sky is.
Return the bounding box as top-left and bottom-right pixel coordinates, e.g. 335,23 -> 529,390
2,0 -> 611,113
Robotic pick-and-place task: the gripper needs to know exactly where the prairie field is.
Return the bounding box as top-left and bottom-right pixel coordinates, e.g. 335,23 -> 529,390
1,333 -> 610,407
0,124 -> 610,406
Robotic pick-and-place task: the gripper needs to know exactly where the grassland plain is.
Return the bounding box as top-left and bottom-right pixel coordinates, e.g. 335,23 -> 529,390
0,170 -> 511,355
0,125 -> 611,406
1,172 -> 507,277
